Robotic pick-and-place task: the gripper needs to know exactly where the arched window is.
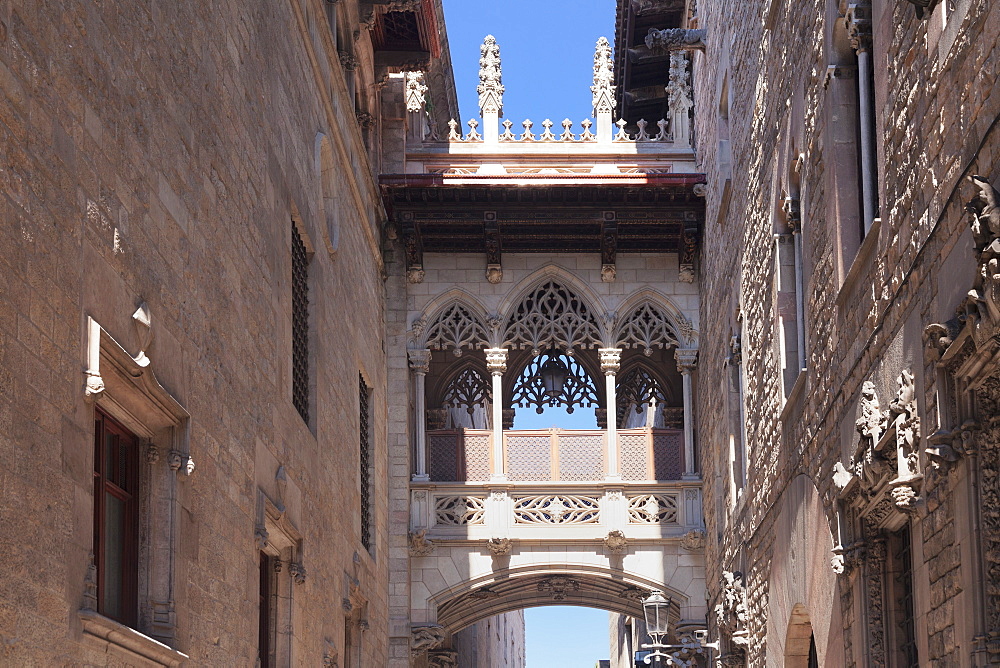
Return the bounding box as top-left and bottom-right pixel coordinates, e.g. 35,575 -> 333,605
615,364 -> 676,429
510,352 -> 600,415
437,364 -> 492,429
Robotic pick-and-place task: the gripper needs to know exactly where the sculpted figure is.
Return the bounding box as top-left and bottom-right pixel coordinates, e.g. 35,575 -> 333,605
645,28 -> 707,52
967,174 -> 1000,252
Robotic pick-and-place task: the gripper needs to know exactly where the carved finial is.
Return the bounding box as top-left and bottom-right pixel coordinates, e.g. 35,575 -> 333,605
580,118 -> 595,141
404,71 -> 428,113
447,119 -> 461,141
477,35 -> 504,117
635,119 -> 650,141
499,119 -> 515,141
539,119 -> 556,141
466,118 -> 482,141
559,119 -> 575,141
667,52 -> 693,145
519,119 -> 535,141
655,118 -> 669,141
591,37 -> 615,116
614,119 -> 630,141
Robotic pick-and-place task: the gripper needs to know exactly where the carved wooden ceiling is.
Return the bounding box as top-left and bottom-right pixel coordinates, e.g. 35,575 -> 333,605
614,0 -> 687,127
379,174 -> 705,258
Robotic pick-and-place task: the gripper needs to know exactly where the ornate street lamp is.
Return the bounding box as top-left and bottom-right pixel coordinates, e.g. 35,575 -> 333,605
538,354 -> 569,399
641,590 -> 672,665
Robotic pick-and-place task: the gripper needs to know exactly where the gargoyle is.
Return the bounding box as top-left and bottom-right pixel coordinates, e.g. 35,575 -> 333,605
646,28 -> 707,52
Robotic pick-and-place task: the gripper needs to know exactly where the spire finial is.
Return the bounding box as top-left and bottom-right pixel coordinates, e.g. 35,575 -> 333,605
477,35 -> 504,118
591,37 -> 616,116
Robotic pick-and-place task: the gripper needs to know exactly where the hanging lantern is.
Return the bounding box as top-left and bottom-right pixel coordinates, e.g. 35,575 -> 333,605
539,355 -> 569,399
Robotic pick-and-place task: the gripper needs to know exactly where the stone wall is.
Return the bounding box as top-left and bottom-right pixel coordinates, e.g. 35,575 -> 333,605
693,0 -> 1000,664
0,0 -> 407,664
451,611 -> 526,668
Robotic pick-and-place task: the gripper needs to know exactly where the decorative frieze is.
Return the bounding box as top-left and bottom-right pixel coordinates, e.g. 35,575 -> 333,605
512,494 -> 600,524
627,493 -> 679,524
434,496 -> 486,525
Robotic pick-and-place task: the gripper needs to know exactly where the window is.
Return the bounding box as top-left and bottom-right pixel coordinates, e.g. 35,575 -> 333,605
291,222 -> 310,424
359,374 -> 373,552
887,526 -> 919,667
258,552 -> 273,668
93,407 -> 139,626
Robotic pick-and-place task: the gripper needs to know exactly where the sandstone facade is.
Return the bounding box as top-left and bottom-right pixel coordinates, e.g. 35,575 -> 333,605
691,0 -> 1000,664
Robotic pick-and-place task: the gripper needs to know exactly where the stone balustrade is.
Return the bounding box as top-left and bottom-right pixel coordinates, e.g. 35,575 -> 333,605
426,427 -> 685,483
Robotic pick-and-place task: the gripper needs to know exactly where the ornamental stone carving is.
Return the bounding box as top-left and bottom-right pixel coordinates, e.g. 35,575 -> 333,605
428,650 -> 458,668
966,175 -> 1000,341
715,571 -> 749,649
487,537 -> 512,556
887,369 -> 923,513
411,625 -> 447,653
485,348 -> 508,376
477,36 -> 503,117
289,562 -> 307,585
604,530 -> 628,554
599,348 -> 622,375
404,71 -> 428,113
645,28 -> 707,52
680,529 -> 706,550
537,576 -> 581,601
408,529 -> 435,556
591,37 -> 616,115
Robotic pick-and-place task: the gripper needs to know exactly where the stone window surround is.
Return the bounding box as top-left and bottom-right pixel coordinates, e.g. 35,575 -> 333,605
81,315 -> 191,664
255,489 -> 306,667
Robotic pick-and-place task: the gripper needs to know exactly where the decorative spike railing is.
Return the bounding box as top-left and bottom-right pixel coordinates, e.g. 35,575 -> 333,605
445,117 -> 676,144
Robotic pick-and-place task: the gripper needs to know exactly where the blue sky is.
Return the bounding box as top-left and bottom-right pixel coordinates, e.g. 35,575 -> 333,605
442,0 -> 617,133
440,4 -> 621,664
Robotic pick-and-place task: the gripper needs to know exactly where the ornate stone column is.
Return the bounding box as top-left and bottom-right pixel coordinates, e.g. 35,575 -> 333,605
846,1 -> 877,233
600,348 -> 622,480
485,348 -> 508,481
408,349 -> 432,482
675,349 -> 698,478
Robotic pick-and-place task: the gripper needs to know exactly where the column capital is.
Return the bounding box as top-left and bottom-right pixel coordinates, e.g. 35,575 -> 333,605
598,348 -> 622,375
675,348 -> 699,374
408,349 -> 432,375
845,1 -> 872,52
484,348 -> 508,375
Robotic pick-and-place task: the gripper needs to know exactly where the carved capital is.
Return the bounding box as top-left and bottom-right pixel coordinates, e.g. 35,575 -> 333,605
484,348 -> 508,376
845,2 -> 872,52
407,349 -> 431,375
675,348 -> 698,374
599,348 -> 622,375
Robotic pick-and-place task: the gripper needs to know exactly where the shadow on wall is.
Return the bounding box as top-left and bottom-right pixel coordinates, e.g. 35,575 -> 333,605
765,474 -> 843,668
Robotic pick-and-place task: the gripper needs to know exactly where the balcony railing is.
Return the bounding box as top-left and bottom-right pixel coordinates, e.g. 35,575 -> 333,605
426,427 -> 684,483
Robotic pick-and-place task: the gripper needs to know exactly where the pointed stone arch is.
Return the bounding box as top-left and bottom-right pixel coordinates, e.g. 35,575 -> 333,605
411,290 -> 492,353
315,132 -> 340,255
499,269 -> 607,352
428,564 -> 689,636
615,288 -> 697,348
784,603 -> 818,668
498,265 -> 611,346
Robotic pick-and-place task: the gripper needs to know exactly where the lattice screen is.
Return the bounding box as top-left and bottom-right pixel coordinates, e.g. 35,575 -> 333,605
506,435 -> 551,481
463,434 -> 491,481
619,433 -> 649,480
652,431 -> 683,480
428,433 -> 459,481
557,434 -> 605,481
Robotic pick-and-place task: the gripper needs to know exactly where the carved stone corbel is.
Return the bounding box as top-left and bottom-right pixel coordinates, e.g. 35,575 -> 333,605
408,529 -> 435,556
645,28 -> 707,52
411,624 -> 447,655
486,536 -> 511,556
603,530 -> 628,554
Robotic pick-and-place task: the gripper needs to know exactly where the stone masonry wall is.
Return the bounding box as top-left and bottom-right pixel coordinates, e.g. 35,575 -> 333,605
0,0 -> 394,664
694,0 -> 999,664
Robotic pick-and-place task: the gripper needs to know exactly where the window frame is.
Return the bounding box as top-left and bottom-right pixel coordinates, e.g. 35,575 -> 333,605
93,407 -> 141,628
